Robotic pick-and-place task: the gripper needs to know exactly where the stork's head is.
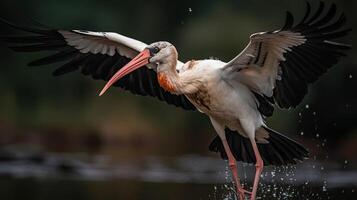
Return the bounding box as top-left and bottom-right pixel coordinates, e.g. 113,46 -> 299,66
148,42 -> 177,65
99,41 -> 177,96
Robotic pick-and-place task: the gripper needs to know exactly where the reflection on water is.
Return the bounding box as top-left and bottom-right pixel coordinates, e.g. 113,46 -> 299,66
0,148 -> 356,200
1,178 -> 354,200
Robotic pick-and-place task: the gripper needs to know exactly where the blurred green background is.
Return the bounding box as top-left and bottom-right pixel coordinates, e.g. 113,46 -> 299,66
0,0 -> 356,199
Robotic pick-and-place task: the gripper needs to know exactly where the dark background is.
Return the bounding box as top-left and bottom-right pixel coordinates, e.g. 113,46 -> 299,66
0,0 -> 356,199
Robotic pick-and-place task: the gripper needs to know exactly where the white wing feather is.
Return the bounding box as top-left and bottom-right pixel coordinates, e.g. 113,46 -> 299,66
59,30 -> 184,71
222,31 -> 306,97
59,30 -> 147,58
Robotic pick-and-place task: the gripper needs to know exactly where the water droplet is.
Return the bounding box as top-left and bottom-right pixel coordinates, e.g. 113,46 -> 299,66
316,133 -> 320,138
298,112 -> 302,116
300,131 -> 304,136
313,111 -> 316,115
344,160 -> 348,164
271,171 -> 276,177
305,104 -> 309,109
349,74 -> 352,79
321,166 -> 324,170
188,7 -> 192,12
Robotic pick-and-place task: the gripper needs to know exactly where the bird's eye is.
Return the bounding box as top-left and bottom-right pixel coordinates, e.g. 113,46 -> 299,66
153,47 -> 160,53
148,46 -> 160,55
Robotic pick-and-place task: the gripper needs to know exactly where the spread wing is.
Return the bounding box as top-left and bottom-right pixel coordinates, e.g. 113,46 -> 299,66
0,19 -> 195,111
223,2 -> 351,112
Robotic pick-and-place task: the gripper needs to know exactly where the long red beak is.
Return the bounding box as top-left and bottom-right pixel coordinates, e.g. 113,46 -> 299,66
99,49 -> 151,96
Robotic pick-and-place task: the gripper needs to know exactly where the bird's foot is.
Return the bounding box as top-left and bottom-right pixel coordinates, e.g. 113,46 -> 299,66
239,188 -> 252,200
231,187 -> 252,200
239,188 -> 252,195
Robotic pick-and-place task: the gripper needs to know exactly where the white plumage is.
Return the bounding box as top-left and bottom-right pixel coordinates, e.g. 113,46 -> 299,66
59,30 -> 147,57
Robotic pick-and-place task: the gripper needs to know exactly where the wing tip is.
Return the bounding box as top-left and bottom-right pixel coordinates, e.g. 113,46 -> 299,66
0,18 -> 52,35
281,11 -> 294,31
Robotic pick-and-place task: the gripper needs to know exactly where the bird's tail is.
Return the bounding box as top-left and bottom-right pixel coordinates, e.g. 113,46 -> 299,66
209,127 -> 309,166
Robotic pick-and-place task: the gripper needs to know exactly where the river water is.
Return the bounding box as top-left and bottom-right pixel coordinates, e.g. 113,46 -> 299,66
0,149 -> 355,200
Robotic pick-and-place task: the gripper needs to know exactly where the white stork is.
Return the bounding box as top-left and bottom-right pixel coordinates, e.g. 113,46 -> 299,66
0,2 -> 351,199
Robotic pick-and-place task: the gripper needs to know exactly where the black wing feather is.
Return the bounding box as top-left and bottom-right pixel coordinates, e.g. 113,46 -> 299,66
0,20 -> 196,111
28,48 -> 78,66
281,12 -> 294,31
306,1 -> 325,24
299,1 -> 312,24
272,1 -> 351,109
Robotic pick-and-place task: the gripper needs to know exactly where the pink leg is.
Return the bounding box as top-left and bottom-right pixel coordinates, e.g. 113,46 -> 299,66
221,138 -> 252,200
249,138 -> 264,200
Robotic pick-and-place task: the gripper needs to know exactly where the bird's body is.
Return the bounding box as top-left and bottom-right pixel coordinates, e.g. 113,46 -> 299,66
178,59 -> 264,139
0,2 -> 351,200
